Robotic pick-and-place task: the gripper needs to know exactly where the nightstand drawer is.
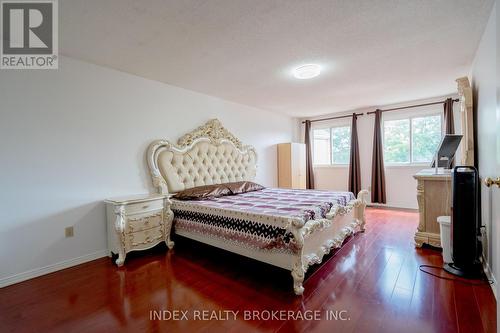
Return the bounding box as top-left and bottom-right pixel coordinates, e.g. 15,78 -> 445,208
125,200 -> 164,215
127,212 -> 163,233
127,226 -> 164,248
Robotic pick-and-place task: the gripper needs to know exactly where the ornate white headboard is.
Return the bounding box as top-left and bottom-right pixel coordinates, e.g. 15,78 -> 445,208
147,119 -> 258,194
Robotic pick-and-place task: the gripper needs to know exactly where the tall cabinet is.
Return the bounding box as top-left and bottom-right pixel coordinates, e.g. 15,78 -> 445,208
278,143 -> 306,189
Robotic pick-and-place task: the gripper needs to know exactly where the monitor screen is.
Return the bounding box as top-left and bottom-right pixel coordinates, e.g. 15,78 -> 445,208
431,134 -> 463,168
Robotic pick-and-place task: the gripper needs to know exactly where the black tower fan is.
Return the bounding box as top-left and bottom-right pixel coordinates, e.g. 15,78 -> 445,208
444,166 -> 483,278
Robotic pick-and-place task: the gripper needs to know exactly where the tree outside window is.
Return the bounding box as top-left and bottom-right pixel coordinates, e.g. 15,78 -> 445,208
384,114 -> 442,164
331,126 -> 351,164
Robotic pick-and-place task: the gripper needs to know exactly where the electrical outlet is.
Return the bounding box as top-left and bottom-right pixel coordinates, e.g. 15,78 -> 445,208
65,226 -> 74,238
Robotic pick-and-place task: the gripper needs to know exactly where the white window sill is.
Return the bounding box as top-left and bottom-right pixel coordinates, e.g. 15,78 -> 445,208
313,163 -> 430,169
384,163 -> 430,168
313,164 -> 349,169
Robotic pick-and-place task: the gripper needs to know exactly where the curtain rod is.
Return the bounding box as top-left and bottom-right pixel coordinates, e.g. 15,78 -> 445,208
366,98 -> 459,115
301,112 -> 363,124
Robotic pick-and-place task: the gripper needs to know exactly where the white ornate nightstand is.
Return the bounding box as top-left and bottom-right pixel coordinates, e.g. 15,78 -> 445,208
104,194 -> 174,266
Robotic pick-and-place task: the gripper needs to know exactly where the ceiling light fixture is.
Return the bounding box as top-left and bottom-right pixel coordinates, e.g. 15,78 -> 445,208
292,64 -> 322,79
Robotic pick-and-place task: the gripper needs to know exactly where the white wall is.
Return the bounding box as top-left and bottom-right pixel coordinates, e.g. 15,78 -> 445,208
300,95 -> 461,209
470,4 -> 497,290
0,56 -> 296,285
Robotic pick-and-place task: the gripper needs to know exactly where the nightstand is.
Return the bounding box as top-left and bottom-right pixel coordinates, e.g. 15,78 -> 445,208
105,194 -> 174,266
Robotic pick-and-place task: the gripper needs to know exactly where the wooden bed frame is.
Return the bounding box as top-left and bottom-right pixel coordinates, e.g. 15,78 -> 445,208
147,119 -> 368,295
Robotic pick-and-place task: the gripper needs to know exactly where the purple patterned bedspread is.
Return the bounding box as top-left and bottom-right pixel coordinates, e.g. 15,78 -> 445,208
180,188 -> 355,222
171,188 -> 355,253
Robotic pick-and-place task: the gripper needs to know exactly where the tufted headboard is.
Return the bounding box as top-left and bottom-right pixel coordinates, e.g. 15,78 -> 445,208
147,119 -> 258,194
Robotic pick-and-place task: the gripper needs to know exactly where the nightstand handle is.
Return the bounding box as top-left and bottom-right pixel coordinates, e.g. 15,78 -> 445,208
131,235 -> 162,246
128,213 -> 162,232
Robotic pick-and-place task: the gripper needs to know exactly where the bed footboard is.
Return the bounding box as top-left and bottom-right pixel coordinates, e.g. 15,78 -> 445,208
289,190 -> 368,295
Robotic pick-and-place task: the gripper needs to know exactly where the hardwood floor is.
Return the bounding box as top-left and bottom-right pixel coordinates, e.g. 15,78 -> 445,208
0,208 -> 496,333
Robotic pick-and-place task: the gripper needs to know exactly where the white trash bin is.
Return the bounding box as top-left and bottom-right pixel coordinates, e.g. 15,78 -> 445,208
437,216 -> 452,263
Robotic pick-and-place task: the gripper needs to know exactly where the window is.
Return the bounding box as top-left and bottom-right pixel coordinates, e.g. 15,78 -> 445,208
383,114 -> 442,164
383,119 -> 410,163
313,128 -> 330,165
331,126 -> 351,164
313,126 -> 351,165
412,115 -> 442,162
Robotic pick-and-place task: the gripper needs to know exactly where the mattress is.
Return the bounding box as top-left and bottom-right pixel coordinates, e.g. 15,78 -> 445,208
171,188 -> 355,254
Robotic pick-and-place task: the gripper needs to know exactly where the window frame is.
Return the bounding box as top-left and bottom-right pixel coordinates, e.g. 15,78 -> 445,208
312,124 -> 351,167
383,112 -> 443,167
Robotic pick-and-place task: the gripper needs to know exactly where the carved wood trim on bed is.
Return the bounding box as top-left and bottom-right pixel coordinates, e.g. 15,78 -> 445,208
147,119 -> 368,295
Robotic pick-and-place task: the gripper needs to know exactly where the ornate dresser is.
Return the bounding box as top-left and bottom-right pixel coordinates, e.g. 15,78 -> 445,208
413,169 -> 452,248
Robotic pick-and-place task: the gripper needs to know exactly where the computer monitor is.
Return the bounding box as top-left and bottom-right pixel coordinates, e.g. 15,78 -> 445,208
431,134 -> 463,169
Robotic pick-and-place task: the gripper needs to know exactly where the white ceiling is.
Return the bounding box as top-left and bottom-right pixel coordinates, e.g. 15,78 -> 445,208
60,0 -> 494,117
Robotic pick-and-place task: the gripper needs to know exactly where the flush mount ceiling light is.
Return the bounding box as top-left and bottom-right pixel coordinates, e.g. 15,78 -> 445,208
292,64 -> 322,79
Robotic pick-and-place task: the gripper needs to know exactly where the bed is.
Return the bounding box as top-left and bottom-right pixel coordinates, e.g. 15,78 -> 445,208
147,119 -> 368,295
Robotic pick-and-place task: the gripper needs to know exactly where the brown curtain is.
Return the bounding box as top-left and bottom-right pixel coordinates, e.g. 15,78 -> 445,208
371,109 -> 386,203
446,98 -> 455,168
304,120 -> 315,189
348,113 -> 361,195
437,98 -> 455,167
444,98 -> 455,135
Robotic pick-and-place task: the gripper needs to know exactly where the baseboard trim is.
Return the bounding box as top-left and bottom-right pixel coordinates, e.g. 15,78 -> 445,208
0,249 -> 108,288
482,256 -> 497,299
367,204 -> 418,212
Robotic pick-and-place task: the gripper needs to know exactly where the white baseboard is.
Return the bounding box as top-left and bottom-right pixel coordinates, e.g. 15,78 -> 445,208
367,203 -> 418,211
482,256 -> 497,299
0,249 -> 108,288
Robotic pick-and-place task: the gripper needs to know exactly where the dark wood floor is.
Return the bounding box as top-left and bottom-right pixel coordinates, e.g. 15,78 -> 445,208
0,208 -> 496,333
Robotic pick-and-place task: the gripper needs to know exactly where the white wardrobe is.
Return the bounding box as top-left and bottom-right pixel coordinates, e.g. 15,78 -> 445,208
277,143 -> 306,189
